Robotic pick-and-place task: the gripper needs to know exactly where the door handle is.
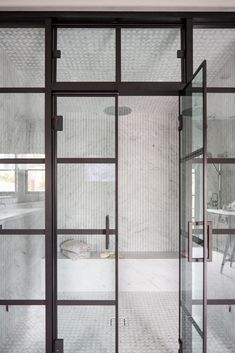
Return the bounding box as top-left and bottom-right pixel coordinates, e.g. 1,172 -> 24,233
188,221 -> 213,262
207,221 -> 212,262
105,215 -> 110,250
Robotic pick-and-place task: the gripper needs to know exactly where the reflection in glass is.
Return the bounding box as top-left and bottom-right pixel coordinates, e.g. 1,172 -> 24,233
207,93 -> 235,158
0,94 -> 45,158
58,306 -> 115,353
208,306 -> 235,353
181,158 -> 203,232
121,28 -> 181,81
207,164 -> 235,230
192,325 -> 203,353
207,234 -> 235,299
0,164 -> 45,229
0,28 -> 45,87
180,156 -> 204,345
0,235 -> 45,299
194,28 -> 235,87
57,28 -> 115,82
180,67 -> 204,158
0,306 -> 45,353
57,235 -> 115,300
57,164 -> 115,229
57,96 -> 115,158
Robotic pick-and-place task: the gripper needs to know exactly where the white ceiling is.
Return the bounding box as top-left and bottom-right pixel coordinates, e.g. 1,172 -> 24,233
0,0 -> 235,11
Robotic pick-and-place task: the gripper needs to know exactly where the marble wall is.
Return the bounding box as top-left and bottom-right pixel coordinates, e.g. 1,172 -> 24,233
56,96 -> 179,254
0,55 -> 45,349
119,96 -> 179,254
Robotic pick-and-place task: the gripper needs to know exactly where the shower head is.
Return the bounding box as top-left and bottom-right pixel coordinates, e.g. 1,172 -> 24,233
104,106 -> 132,116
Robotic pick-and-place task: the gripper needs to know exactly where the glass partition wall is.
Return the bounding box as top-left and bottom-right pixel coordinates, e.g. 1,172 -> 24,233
0,26 -> 46,353
194,27 -> 235,353
0,13 -> 235,353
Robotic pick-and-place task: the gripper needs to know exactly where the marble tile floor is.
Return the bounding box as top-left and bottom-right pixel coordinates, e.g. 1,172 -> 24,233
0,292 -> 234,353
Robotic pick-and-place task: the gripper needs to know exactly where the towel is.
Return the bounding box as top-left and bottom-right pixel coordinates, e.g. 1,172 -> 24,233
60,240 -> 91,261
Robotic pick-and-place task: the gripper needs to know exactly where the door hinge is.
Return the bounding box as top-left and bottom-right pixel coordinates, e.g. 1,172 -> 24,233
177,50 -> 185,59
53,50 -> 61,59
54,339 -> 63,353
52,116 -> 63,131
178,114 -> 183,131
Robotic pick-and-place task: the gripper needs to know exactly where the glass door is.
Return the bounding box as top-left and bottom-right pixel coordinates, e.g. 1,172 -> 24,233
53,94 -> 118,353
179,61 -> 210,353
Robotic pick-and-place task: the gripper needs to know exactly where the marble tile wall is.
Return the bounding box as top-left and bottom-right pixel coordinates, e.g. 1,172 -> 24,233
118,96 -> 179,253
0,56 -> 45,348
0,93 -> 44,156
56,96 -> 179,254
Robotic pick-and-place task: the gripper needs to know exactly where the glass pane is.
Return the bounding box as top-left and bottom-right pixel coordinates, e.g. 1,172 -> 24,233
194,28 -> 235,87
192,325 -> 203,353
0,306 -> 45,353
208,306 -> 235,353
57,164 -> 115,229
180,69 -> 204,158
180,158 -> 204,333
57,235 -> 115,300
180,307 -> 203,353
181,158 -> 203,232
121,28 -> 181,82
191,223 -> 204,260
208,164 -> 235,229
0,164 -> 45,229
58,306 -> 115,353
118,96 -> 179,353
57,28 -> 115,82
0,169 -> 15,192
57,97 -> 115,158
207,234 -> 235,299
0,235 -> 45,299
0,94 -> 45,158
0,28 -> 45,87
208,93 -> 235,158
27,168 -> 45,192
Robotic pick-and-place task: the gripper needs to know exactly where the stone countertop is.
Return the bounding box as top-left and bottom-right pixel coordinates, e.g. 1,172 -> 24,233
0,206 -> 42,223
207,208 -> 235,216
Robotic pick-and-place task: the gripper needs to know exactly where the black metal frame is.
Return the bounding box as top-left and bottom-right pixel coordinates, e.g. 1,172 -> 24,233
0,11 -> 235,353
52,91 -> 119,352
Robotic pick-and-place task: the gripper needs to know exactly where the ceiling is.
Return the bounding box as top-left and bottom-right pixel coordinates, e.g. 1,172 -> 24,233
0,0 -> 235,11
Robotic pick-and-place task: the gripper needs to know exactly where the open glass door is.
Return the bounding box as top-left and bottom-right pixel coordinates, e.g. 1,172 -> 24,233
179,61 -> 210,353
53,94 -> 118,353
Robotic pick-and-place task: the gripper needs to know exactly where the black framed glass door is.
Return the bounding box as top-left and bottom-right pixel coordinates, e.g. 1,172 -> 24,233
52,94 -> 118,353
179,61 -> 209,353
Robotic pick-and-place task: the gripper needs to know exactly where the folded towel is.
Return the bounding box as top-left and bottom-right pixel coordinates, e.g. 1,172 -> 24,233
60,240 -> 91,261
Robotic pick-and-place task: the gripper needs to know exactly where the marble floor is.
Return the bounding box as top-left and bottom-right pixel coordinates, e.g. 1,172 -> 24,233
0,291 -> 235,353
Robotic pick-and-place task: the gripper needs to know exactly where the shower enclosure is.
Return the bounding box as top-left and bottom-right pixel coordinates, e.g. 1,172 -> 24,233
0,11 -> 235,353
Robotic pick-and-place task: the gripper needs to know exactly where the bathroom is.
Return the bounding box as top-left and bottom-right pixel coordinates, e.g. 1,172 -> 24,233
0,13 -> 235,353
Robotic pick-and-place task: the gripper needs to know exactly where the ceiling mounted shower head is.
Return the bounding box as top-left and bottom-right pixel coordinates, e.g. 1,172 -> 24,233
104,106 -> 132,116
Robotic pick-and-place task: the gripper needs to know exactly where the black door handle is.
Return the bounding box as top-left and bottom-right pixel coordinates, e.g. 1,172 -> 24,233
105,215 -> 110,250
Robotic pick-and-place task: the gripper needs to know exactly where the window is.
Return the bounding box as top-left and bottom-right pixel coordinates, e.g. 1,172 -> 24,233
0,168 -> 15,192
27,168 -> 45,192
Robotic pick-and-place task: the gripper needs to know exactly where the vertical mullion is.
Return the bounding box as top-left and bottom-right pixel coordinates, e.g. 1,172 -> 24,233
45,18 -> 54,353
115,94 -> 119,353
